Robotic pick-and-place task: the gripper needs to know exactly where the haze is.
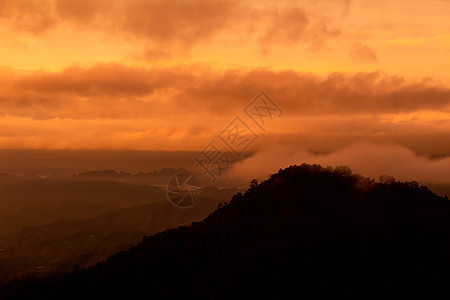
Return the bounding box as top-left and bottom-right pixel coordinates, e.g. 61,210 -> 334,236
0,0 -> 449,185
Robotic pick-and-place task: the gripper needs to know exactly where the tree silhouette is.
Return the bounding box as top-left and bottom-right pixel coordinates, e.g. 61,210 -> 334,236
1,164 -> 450,299
249,179 -> 258,189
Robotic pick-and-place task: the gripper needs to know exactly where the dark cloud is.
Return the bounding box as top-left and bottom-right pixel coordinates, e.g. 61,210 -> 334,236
0,0 -> 345,51
15,64 -> 186,96
180,69 -> 450,115
1,65 -> 449,119
0,0 -> 243,47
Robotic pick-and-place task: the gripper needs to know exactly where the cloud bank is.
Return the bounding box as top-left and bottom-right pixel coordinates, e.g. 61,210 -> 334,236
223,143 -> 450,186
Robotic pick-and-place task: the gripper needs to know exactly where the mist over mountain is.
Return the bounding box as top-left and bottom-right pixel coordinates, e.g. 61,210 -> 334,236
2,164 -> 449,299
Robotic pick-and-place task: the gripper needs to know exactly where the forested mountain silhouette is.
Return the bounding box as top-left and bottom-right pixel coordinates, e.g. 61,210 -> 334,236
2,164 -> 450,299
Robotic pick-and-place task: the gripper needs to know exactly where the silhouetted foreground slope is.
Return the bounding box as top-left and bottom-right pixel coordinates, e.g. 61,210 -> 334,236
1,164 -> 450,299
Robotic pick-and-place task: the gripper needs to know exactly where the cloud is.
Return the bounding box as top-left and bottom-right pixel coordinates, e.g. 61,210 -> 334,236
0,0 -> 348,52
0,0 -> 243,47
258,6 -> 309,54
0,0 -> 56,34
260,112 -> 450,157
1,65 -> 449,157
222,142 -> 450,186
258,5 -> 341,54
119,0 -> 241,46
55,0 -> 112,25
0,64 -> 199,119
0,110 -> 449,159
350,43 -> 378,63
177,69 -> 450,115
1,65 -> 450,119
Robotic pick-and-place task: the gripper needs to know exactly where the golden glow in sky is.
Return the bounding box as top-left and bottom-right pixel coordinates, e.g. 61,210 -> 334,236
0,0 -> 449,159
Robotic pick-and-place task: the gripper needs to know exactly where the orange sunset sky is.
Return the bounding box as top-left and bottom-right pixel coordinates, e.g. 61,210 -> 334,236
0,0 -> 449,183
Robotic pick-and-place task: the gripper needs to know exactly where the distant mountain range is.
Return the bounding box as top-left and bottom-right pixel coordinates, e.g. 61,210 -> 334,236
0,169 -> 242,284
2,164 -> 449,298
71,167 -> 193,186
73,167 -> 189,178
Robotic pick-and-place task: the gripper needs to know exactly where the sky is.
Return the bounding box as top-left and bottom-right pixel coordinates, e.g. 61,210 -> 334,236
0,0 -> 449,183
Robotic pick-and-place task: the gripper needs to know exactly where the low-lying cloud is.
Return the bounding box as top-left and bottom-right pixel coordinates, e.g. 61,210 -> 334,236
223,143 -> 450,186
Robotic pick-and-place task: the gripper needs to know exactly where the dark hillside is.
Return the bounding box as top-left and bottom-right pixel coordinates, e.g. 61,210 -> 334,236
2,164 -> 450,299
